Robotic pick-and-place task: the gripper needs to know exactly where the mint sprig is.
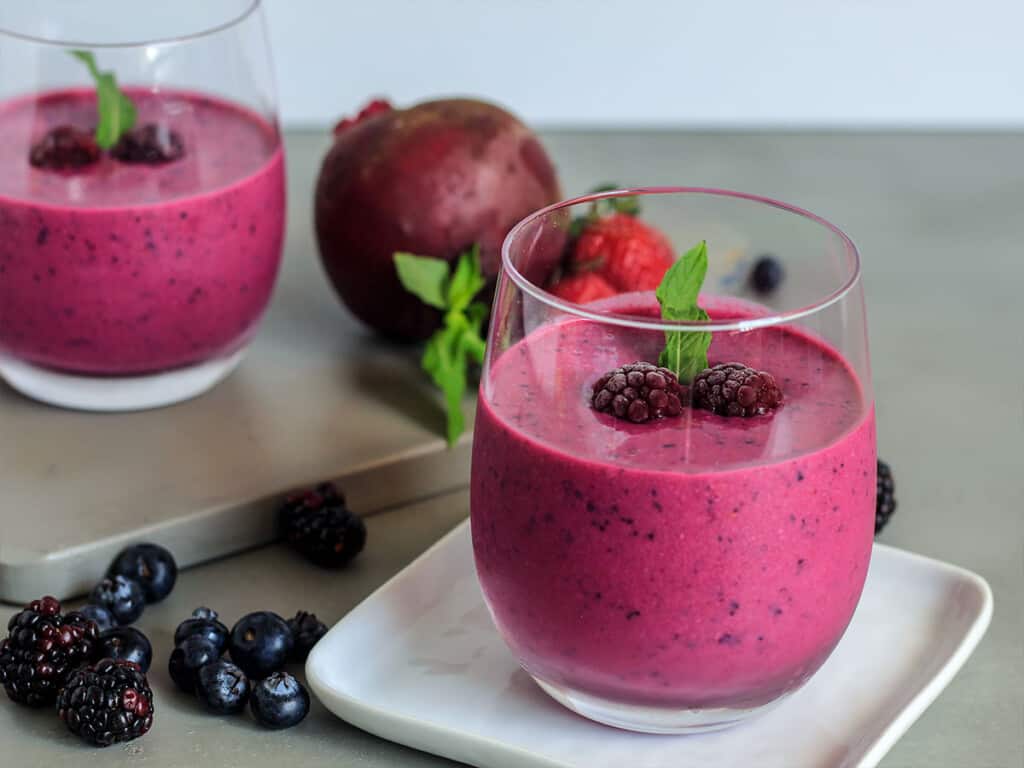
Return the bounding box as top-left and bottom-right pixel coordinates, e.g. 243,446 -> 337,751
69,50 -> 137,149
657,240 -> 711,382
394,246 -> 488,446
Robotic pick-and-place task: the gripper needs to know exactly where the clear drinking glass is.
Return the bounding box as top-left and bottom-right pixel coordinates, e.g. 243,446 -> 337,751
0,1 -> 285,410
471,188 -> 876,733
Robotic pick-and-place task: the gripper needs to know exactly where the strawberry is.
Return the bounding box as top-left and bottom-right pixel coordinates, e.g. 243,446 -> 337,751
570,213 -> 674,292
548,273 -> 616,304
333,98 -> 393,136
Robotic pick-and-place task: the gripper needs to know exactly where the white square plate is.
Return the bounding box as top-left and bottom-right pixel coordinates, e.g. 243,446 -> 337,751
307,521 -> 992,768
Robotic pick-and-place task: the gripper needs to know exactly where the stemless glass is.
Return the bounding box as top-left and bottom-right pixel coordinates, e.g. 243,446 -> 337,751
471,188 -> 876,734
0,1 -> 285,410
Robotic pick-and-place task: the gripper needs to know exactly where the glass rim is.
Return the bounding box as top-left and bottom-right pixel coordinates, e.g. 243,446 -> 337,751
0,0 -> 260,49
501,186 -> 861,333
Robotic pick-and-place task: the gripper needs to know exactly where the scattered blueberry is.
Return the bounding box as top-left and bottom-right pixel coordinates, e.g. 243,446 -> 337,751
229,612 -> 294,680
250,672 -> 310,730
89,575 -> 145,625
750,254 -> 785,294
191,607 -> 219,621
71,604 -> 117,633
107,543 -> 178,604
96,626 -> 153,673
196,660 -> 250,715
288,611 -> 328,662
169,635 -> 220,694
174,617 -> 229,654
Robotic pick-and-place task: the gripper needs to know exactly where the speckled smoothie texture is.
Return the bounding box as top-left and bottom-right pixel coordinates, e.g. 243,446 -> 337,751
471,302 -> 876,709
0,88 -> 285,374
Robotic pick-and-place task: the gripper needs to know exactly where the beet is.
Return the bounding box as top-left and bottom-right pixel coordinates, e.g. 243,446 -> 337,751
314,98 -> 563,341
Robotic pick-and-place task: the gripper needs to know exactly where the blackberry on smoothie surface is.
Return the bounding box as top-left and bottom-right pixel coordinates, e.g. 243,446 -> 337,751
592,362 -> 684,423
692,363 -> 783,417
29,125 -> 101,171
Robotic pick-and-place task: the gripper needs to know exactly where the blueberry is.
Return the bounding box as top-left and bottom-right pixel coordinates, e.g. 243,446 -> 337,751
191,606 -> 219,621
287,611 -> 328,662
169,635 -> 220,694
750,254 -> 785,294
89,576 -> 145,625
250,672 -> 310,730
107,543 -> 178,603
71,604 -> 117,633
196,660 -> 250,714
229,612 -> 293,679
174,617 -> 229,654
97,626 -> 153,672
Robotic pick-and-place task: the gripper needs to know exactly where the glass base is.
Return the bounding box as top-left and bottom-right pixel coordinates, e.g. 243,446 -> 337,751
533,676 -> 789,734
0,349 -> 246,412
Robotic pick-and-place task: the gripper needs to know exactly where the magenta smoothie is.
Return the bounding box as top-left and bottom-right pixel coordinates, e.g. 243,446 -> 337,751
471,300 -> 876,709
0,88 -> 285,374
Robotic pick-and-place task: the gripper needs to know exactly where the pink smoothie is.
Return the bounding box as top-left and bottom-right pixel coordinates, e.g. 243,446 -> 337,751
471,301 -> 876,709
0,88 -> 285,374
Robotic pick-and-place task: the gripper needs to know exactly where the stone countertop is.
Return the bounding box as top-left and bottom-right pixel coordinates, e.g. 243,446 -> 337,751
1,129 -> 1021,767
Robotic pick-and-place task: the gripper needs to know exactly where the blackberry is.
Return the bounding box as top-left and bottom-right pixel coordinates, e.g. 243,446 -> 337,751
196,660 -> 250,715
97,627 -> 153,673
71,604 -> 117,633
173,616 -> 229,654
250,672 -> 310,730
750,254 -> 785,294
57,658 -> 153,747
229,612 -> 293,680
278,485 -> 367,568
90,576 -> 145,625
107,543 -> 177,603
287,611 -> 328,662
876,460 -> 897,534
29,125 -> 100,171
591,361 -> 684,423
0,596 -> 99,707
111,123 -> 185,165
692,362 -> 783,417
168,635 -> 219,694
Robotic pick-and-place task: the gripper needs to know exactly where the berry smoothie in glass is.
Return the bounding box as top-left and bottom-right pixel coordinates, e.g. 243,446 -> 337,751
471,188 -> 876,733
0,1 -> 285,410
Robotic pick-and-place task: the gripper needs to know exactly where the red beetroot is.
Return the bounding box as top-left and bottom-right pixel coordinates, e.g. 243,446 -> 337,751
315,98 -> 562,341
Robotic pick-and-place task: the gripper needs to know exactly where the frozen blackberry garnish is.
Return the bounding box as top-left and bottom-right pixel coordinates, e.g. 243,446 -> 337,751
278,484 -> 367,568
57,658 -> 153,747
29,125 -> 100,171
592,361 -> 684,423
0,596 -> 100,707
111,123 -> 185,165
692,362 -> 783,417
875,460 -> 897,534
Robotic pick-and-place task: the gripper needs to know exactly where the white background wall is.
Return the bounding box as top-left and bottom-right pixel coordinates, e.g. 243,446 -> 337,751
264,0 -> 1022,129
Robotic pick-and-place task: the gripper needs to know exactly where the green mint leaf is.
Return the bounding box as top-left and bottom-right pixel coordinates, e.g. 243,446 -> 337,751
69,49 -> 137,150
657,240 -> 711,382
396,245 -> 489,445
446,244 -> 486,313
393,252 -> 450,310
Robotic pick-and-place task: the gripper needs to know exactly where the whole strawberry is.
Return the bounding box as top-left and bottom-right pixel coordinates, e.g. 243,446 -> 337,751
548,272 -> 616,304
570,213 -> 674,292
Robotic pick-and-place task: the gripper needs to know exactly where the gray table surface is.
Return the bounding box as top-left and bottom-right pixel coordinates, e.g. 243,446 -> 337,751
2,129 -> 1022,767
